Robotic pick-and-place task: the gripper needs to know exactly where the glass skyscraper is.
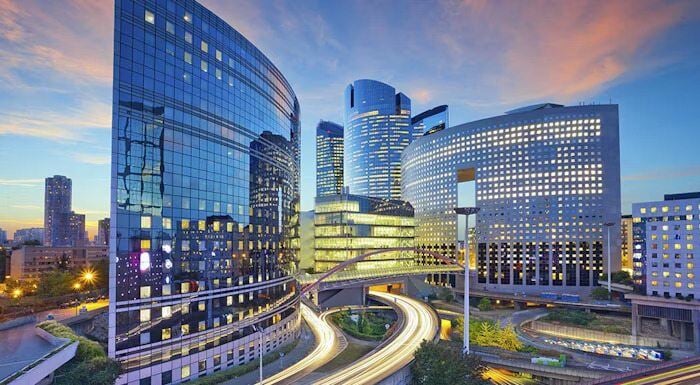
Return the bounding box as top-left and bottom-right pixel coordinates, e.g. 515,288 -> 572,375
411,105 -> 449,136
109,1 -> 300,383
316,120 -> 344,197
343,79 -> 417,200
402,103 -> 621,294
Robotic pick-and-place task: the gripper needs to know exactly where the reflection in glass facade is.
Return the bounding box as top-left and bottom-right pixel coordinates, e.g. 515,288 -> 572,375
402,104 -> 621,294
316,121 -> 344,197
344,79 -> 418,200
109,1 -> 300,383
314,193 -> 415,273
411,105 -> 449,136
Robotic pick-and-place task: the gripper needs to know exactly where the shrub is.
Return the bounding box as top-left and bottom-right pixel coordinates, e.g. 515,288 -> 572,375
477,297 -> 492,311
544,309 -> 596,326
591,287 -> 611,300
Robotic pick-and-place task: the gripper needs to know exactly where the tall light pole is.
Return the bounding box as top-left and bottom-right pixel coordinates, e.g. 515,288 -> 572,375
455,207 -> 480,356
252,324 -> 264,383
604,222 -> 615,299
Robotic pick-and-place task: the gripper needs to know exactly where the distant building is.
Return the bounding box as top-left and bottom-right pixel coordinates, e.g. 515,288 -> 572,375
314,192 -> 415,272
632,192 -> 699,299
621,215 -> 634,273
9,245 -> 108,280
44,175 -> 71,246
299,211 -> 315,270
97,218 -> 110,246
13,228 -> 44,245
316,121 -> 344,197
344,79 -> 418,200
412,105 -> 448,136
0,228 -> 6,244
402,103 -> 621,294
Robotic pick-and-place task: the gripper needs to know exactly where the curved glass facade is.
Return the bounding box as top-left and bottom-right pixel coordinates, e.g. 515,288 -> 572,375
402,104 -> 621,294
109,1 -> 300,383
343,79 -> 416,200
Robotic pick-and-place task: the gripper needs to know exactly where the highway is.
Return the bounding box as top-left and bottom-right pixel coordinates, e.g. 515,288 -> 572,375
311,290 -> 439,385
261,304 -> 344,384
617,363 -> 700,385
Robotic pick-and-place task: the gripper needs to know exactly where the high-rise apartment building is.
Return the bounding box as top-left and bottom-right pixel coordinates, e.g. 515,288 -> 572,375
632,192 -> 699,299
344,79 -> 417,200
44,175 -> 71,246
109,1 -> 300,383
316,121 -> 344,197
97,218 -> 110,246
402,103 -> 621,294
411,105 -> 448,136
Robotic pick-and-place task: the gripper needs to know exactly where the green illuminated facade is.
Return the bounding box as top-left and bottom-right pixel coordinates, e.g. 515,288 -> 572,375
314,193 -> 415,272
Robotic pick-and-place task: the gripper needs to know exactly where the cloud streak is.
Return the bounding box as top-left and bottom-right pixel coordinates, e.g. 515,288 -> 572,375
0,178 -> 43,187
623,165 -> 700,182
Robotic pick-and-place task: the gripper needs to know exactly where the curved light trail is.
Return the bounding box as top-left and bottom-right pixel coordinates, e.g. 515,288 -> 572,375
312,290 -> 439,385
261,303 -> 343,385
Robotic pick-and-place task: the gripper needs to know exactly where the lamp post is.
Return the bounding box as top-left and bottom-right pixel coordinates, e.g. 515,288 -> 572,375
252,324 -> 264,384
454,207 -> 480,356
604,222 -> 615,299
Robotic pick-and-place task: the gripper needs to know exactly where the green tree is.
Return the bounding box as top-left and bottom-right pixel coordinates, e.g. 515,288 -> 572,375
37,270 -> 74,297
477,297 -> 492,311
411,341 -> 487,385
93,259 -> 110,290
611,271 -> 633,285
591,287 -> 610,300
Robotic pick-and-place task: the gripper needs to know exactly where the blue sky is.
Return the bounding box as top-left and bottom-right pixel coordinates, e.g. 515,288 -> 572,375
1,0 -> 699,237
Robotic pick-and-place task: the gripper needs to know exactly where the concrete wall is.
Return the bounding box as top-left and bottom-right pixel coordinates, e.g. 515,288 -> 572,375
6,341 -> 78,385
530,320 -> 694,350
317,287 -> 366,308
377,364 -> 411,385
0,315 -> 36,331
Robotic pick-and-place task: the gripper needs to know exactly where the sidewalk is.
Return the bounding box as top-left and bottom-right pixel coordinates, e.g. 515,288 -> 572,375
222,324 -> 316,385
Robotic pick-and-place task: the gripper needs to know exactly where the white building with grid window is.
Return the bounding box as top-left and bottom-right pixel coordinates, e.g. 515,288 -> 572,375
402,103 -> 621,294
632,192 -> 699,300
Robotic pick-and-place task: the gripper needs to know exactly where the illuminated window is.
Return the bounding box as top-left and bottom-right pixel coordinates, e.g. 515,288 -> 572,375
162,328 -> 171,340
201,40 -> 208,53
162,306 -> 172,319
140,309 -> 150,322
145,10 -> 155,24
140,286 -> 151,299
183,12 -> 192,23
166,21 -> 174,34
181,365 -> 191,379
201,60 -> 208,72
141,216 -> 151,229
185,31 -> 192,44
184,51 -> 192,64
181,324 -> 190,335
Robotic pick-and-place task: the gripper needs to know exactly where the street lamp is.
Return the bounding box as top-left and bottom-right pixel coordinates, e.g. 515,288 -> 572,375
251,324 -> 264,384
454,206 -> 480,356
604,222 -> 615,299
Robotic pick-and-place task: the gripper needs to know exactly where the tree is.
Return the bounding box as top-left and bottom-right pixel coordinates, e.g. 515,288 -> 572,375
93,259 -> 110,290
611,271 -> 633,285
477,297 -> 492,311
37,270 -> 74,297
591,287 -> 610,300
438,287 -> 455,303
411,341 -> 487,385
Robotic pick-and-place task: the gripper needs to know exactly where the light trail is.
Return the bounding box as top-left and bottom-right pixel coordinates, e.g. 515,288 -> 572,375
619,363 -> 700,385
261,303 -> 343,384
312,290 -> 439,385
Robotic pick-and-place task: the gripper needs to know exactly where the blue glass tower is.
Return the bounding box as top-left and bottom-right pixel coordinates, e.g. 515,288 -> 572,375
343,79 -> 417,200
316,120 -> 343,197
109,1 -> 300,383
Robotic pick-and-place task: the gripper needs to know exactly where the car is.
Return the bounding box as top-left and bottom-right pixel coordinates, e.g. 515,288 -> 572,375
46,314 -> 55,320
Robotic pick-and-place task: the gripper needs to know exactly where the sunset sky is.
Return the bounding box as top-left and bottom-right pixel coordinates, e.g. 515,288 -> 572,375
1,0 -> 699,238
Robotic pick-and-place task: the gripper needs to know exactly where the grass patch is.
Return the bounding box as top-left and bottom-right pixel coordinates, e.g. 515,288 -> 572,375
315,342 -> 374,373
37,321 -> 120,385
543,310 -> 630,334
331,309 -> 393,341
188,339 -> 299,385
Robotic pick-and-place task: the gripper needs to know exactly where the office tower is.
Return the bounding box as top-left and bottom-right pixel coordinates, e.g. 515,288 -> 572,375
411,105 -> 449,136
314,192 -> 415,273
109,1 -> 301,383
402,103 -> 621,294
316,121 -> 344,197
621,215 -> 634,273
13,228 -> 44,245
97,218 -> 110,246
344,79 -> 417,200
44,175 -> 72,246
0,228 -> 6,244
632,192 -> 699,299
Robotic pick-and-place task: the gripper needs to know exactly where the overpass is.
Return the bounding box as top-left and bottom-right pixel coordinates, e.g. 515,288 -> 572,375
476,352 -> 607,385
